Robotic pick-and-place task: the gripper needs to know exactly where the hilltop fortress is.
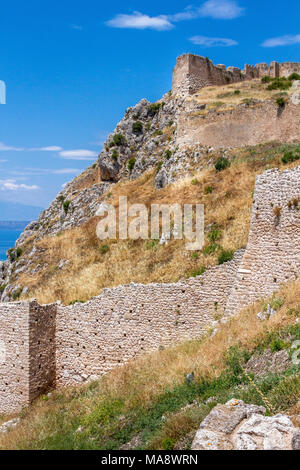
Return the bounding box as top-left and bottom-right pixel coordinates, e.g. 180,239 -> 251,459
0,55 -> 300,414
172,54 -> 300,95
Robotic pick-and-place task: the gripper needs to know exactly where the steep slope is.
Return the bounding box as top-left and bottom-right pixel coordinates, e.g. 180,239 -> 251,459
0,278 -> 299,450
1,78 -> 300,304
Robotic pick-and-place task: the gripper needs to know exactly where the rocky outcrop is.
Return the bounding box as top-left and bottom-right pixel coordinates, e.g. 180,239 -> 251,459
98,96 -> 179,182
191,399 -> 300,450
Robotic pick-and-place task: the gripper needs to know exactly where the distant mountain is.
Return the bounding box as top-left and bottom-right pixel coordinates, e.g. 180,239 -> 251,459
0,201 -> 43,222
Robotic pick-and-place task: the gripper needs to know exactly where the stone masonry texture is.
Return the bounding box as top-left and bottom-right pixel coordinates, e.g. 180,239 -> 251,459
0,166 -> 299,413
172,54 -> 300,96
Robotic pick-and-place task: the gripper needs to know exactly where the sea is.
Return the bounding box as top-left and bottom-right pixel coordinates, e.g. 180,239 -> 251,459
0,222 -> 29,261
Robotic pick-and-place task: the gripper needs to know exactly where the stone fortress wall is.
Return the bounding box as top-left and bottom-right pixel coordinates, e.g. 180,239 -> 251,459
0,166 -> 299,413
172,54 -> 300,96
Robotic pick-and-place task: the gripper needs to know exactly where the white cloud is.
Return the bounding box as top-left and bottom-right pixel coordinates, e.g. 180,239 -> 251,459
0,142 -> 63,152
59,149 -> 98,160
0,179 -> 40,191
262,34 -> 300,47
107,2 -> 244,30
71,24 -> 83,31
53,168 -> 81,174
199,0 -> 244,19
0,159 -> 7,163
8,167 -> 81,176
190,35 -> 238,47
30,146 -> 63,152
106,11 -> 173,31
0,142 -> 24,151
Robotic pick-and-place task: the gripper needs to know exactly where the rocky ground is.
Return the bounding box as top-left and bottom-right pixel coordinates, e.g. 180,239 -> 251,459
191,399 -> 300,451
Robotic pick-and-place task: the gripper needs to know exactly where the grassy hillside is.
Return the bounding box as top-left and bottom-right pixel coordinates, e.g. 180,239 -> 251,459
14,141 -> 300,305
0,278 -> 299,450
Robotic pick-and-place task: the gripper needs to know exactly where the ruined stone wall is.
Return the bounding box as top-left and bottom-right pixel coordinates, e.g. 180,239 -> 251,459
172,55 -> 246,96
0,302 -> 30,413
280,62 -> 300,78
28,302 -> 56,402
172,54 -> 300,96
0,301 -> 56,413
176,100 -> 300,148
226,166 -> 300,315
55,251 -> 243,386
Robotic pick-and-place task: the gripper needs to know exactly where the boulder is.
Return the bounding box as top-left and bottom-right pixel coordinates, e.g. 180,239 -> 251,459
191,399 -> 299,451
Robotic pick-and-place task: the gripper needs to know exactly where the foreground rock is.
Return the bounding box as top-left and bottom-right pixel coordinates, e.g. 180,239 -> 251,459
191,399 -> 299,450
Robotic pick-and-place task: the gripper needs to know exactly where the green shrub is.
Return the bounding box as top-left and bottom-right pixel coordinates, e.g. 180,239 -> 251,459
112,134 -> 126,146
261,76 -> 272,83
145,240 -> 159,250
282,151 -> 300,164
242,98 -> 256,106
111,150 -> 118,161
203,243 -> 221,256
128,158 -> 136,171
276,97 -> 286,107
234,89 -> 241,95
218,249 -> 234,265
267,78 -> 292,91
16,247 -> 23,259
148,103 -> 162,116
145,123 -> 151,131
164,150 -> 172,160
63,200 -> 71,214
288,73 -> 300,81
215,157 -> 230,172
191,267 -> 206,277
161,437 -> 176,450
156,161 -> 163,173
191,178 -> 198,186
12,288 -> 23,301
270,338 -> 288,353
0,284 -> 6,293
208,225 -> 222,243
205,186 -> 213,194
132,121 -> 143,135
153,129 -> 163,137
100,245 -> 109,255
7,248 -> 16,262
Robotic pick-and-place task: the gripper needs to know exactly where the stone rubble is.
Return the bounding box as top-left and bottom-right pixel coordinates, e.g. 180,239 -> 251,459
192,399 -> 300,450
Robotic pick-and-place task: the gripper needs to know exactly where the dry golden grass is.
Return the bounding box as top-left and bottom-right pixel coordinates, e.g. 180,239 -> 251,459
0,277 -> 298,450
189,79 -> 294,114
16,143 -> 299,305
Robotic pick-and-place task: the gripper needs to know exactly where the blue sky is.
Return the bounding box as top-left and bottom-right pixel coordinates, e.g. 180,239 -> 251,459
0,0 -> 300,211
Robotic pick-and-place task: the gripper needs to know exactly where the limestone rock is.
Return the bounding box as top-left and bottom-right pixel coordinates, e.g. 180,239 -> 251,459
191,400 -> 298,451
192,429 -> 233,450
291,92 -> 300,106
292,429 -> 300,450
199,399 -> 252,434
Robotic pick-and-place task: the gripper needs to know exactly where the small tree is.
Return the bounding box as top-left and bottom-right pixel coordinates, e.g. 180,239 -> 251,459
215,157 -> 230,172
132,121 -> 143,135
113,134 -> 126,146
128,158 -> 136,171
